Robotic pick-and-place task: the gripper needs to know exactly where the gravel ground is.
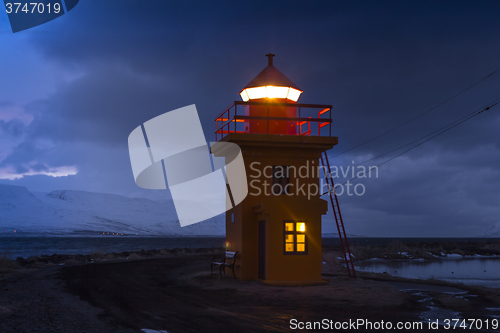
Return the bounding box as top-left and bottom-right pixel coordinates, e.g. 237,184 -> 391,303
0,252 -> 498,333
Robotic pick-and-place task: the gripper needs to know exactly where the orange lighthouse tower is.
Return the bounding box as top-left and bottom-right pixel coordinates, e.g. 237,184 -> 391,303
215,54 -> 355,284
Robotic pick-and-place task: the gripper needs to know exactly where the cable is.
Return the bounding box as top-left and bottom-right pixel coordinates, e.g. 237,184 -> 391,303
329,66 -> 500,159
353,97 -> 500,167
320,100 -> 499,196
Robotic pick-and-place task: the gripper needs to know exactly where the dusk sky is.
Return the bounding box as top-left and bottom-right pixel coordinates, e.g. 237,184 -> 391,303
1,1 -> 500,237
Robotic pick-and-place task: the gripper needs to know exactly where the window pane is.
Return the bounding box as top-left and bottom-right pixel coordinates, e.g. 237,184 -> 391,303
273,166 -> 287,179
297,235 -> 305,243
266,86 -> 289,99
273,166 -> 289,196
246,86 -> 267,99
287,88 -> 302,102
285,243 -> 294,252
285,234 -> 294,242
297,244 -> 305,252
240,89 -> 249,102
285,223 -> 294,231
296,222 -> 306,232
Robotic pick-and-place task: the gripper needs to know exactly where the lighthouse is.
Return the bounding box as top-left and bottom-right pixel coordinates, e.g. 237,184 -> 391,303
214,54 -> 354,284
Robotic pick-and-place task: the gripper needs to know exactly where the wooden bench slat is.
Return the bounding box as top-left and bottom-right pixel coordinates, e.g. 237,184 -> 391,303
210,251 -> 238,279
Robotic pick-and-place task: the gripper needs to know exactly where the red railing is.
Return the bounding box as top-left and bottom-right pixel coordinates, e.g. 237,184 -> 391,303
215,101 -> 333,141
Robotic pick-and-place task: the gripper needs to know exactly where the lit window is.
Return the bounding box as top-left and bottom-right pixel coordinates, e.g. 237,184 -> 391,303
284,221 -> 307,255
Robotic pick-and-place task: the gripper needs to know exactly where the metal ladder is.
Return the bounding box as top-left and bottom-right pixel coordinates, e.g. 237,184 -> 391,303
320,151 -> 356,278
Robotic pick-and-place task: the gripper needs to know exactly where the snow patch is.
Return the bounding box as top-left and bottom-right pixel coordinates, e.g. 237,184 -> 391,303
481,221 -> 500,237
0,184 -> 224,235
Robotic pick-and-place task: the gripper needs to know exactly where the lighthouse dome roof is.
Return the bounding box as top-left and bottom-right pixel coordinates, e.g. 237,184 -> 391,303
240,54 -> 303,102
243,54 -> 301,90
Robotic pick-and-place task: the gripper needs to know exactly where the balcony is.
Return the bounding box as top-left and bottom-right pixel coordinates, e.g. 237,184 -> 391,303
215,101 -> 333,142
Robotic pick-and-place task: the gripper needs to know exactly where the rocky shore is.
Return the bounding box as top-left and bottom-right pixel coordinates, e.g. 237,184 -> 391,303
0,246 -> 499,332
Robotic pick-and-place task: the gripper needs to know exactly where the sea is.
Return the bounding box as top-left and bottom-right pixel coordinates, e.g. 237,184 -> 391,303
1,236 -> 499,288
3,236 -> 493,259
355,256 -> 500,288
0,235 -> 227,259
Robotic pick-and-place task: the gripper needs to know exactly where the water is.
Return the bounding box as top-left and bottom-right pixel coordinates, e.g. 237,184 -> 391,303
355,257 -> 500,288
323,237 -> 500,247
2,234 -> 500,289
0,236 -> 225,259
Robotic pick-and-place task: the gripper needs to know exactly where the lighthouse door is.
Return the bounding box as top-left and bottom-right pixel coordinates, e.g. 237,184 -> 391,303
258,220 -> 266,279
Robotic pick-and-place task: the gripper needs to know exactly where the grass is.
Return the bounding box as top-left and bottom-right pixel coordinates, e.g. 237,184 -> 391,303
90,250 -> 105,260
0,250 -> 18,275
11,247 -> 226,269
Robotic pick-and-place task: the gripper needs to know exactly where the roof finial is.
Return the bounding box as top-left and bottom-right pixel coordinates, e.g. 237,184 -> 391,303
266,53 -> 275,66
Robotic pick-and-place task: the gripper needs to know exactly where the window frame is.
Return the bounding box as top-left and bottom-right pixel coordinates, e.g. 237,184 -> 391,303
283,220 -> 308,255
272,165 -> 290,196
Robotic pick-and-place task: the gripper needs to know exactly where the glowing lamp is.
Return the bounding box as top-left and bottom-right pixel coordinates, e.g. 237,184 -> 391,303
240,86 -> 302,102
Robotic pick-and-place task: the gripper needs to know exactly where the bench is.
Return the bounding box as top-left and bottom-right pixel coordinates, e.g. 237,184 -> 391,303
211,251 -> 238,279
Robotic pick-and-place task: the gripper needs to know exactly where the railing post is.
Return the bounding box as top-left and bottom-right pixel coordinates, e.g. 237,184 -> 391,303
329,109 -> 332,137
234,105 -> 237,134
267,105 -> 269,134
298,107 -> 301,135
318,109 -> 320,136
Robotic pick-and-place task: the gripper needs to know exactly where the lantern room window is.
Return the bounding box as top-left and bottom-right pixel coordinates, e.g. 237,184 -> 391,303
240,86 -> 303,102
284,221 -> 307,255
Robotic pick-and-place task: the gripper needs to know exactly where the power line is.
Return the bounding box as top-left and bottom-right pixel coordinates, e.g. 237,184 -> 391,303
320,100 -> 499,196
353,97 -> 500,167
329,66 -> 500,159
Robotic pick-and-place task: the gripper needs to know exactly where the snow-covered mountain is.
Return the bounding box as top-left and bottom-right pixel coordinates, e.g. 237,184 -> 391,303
481,221 -> 500,237
0,184 -> 224,235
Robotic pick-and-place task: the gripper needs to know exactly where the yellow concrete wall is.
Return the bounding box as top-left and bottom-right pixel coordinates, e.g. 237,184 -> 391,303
224,205 -> 243,278
263,197 -> 327,282
222,133 -> 336,282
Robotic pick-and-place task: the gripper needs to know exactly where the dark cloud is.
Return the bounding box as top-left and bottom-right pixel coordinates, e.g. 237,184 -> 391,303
0,119 -> 25,138
1,0 -> 500,235
30,163 -> 49,172
25,63 -> 183,145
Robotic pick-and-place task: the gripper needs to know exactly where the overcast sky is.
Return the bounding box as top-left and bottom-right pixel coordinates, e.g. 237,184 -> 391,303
1,1 -> 499,236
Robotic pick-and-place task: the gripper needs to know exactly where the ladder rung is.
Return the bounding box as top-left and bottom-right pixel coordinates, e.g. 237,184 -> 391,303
321,151 -> 356,279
